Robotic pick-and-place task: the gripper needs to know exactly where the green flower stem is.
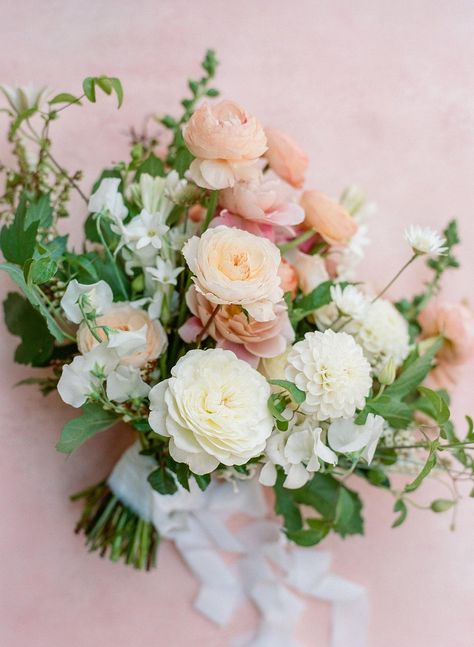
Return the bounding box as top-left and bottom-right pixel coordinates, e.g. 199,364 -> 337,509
278,229 -> 315,254
372,254 -> 418,303
95,213 -> 128,300
201,190 -> 218,232
35,286 -> 77,342
77,299 -> 102,343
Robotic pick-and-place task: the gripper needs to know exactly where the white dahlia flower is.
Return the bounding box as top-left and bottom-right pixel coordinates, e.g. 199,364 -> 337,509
354,299 -> 409,370
404,225 -> 447,257
148,348 -> 273,474
285,330 -> 372,420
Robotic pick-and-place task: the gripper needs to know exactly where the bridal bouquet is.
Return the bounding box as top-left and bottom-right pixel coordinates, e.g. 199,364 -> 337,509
2,51 -> 474,576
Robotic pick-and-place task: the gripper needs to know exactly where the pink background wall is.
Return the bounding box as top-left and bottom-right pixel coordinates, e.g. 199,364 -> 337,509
1,1 -> 473,645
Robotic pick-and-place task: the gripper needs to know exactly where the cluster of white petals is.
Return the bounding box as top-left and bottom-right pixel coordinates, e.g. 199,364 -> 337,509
330,284 -> 369,320
404,225 -> 447,257
285,330 -> 372,420
88,178 -> 128,222
328,414 -> 385,464
148,348 -> 273,474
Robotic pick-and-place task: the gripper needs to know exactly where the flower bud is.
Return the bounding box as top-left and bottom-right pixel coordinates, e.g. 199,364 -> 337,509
378,357 -> 396,385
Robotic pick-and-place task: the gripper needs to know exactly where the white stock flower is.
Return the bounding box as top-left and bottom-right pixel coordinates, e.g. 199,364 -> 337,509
286,330 -> 372,420
404,225 -> 447,257
88,178 -> 128,222
146,257 -> 184,286
0,84 -> 47,113
106,365 -> 150,403
60,279 -> 113,324
328,414 -> 385,464
330,284 -> 369,320
182,225 -> 283,322
354,299 -> 409,369
148,348 -> 273,474
120,209 -> 169,251
57,345 -> 119,408
260,422 -> 337,489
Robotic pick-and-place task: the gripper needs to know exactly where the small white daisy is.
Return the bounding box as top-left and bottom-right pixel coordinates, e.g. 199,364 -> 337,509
404,225 -> 447,257
330,284 -> 369,320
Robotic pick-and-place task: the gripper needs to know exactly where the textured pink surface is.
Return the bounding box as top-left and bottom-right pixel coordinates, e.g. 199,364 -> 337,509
1,2 -> 474,646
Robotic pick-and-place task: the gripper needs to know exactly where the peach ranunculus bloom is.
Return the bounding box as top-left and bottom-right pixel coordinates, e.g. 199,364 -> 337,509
289,249 -> 329,295
300,190 -> 357,245
218,177 -> 305,234
182,225 -> 283,322
183,100 -> 267,190
179,286 -> 294,368
418,299 -> 474,388
77,304 -> 167,368
264,128 -> 309,188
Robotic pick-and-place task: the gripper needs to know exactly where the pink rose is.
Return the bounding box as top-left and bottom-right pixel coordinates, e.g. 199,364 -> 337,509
418,300 -> 474,387
179,286 -> 294,367
77,305 -> 167,368
301,190 -> 357,245
219,178 -> 304,232
183,101 -> 267,190
264,128 -> 309,188
291,250 -> 329,295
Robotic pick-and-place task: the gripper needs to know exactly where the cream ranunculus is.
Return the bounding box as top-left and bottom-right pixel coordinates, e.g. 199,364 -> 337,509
183,100 -> 267,190
182,225 -> 283,322
148,348 -> 273,474
77,304 -> 167,368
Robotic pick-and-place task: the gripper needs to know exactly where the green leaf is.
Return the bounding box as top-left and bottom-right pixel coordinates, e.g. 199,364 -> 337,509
3,292 -> 54,366
56,403 -> 118,454
26,256 -> 57,285
25,193 -> 53,229
49,93 -> 82,106
392,499 -> 408,528
466,415 -> 474,442
287,523 -> 330,546
0,194 -> 38,264
404,441 -> 439,493
193,473 -> 211,491
134,153 -> 165,179
0,262 -> 66,341
268,379 -> 306,405
430,499 -> 455,513
274,468 -> 303,532
9,107 -> 37,137
334,486 -> 364,537
417,386 -> 450,424
385,337 -> 443,399
82,77 -> 96,102
364,395 -> 413,429
148,467 -> 178,495
95,76 -> 113,95
109,78 -> 124,108
175,463 -> 190,491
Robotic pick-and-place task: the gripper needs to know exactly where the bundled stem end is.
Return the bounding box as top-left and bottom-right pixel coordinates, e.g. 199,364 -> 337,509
72,480 -> 159,571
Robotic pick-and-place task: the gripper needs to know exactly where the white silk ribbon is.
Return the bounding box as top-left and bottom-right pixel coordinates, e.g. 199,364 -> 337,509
108,443 -> 368,646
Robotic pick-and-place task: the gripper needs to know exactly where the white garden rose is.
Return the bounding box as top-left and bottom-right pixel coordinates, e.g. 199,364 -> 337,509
148,348 -> 273,474
182,225 -> 283,322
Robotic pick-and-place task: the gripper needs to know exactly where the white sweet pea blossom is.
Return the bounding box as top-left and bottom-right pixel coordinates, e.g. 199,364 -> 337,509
107,324 -> 148,357
259,423 -> 337,489
0,84 -> 47,113
106,365 -> 150,403
328,414 -> 385,464
119,209 -> 169,251
330,284 -> 369,320
404,225 -> 447,257
60,279 -> 113,324
88,178 -> 128,222
146,257 -> 184,286
57,344 -> 119,408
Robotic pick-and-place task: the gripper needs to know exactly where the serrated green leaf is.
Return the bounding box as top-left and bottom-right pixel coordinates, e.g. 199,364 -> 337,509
27,256 -> 57,285
0,262 -> 66,341
148,467 -> 178,495
268,379 -> 306,404
134,153 -> 165,179
25,193 -> 53,228
0,194 -> 38,264
56,403 -> 118,454
3,292 -> 54,366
